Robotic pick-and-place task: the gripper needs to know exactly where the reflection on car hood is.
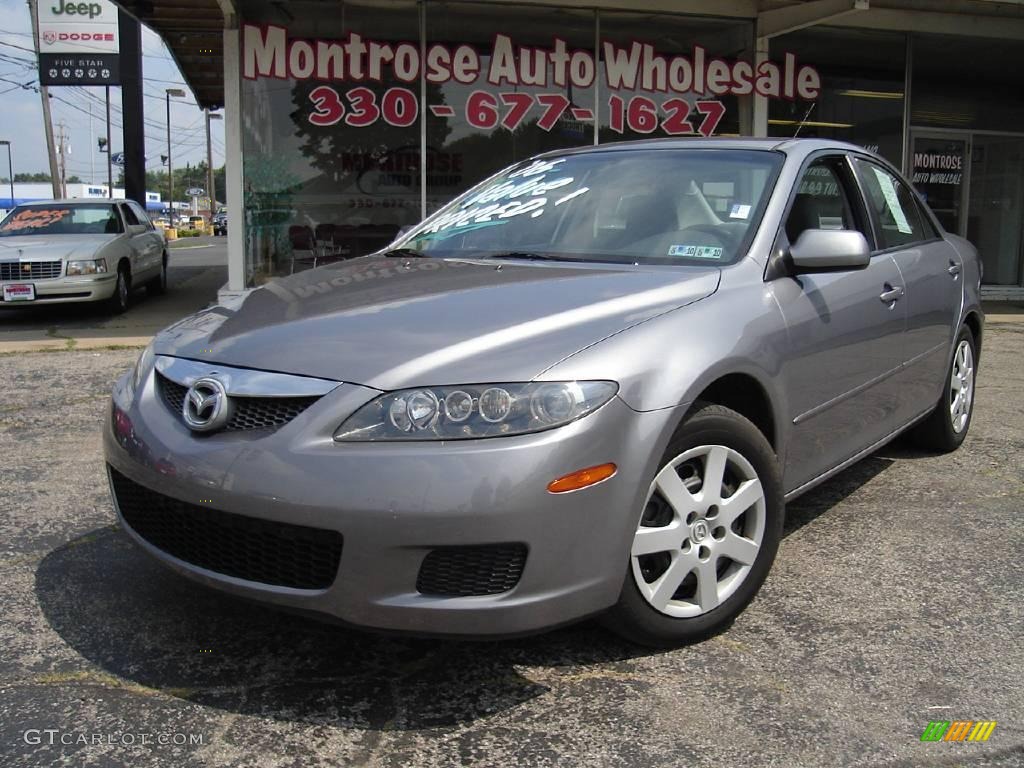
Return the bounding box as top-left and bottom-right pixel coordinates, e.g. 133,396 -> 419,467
156,256 -> 721,389
0,234 -> 115,259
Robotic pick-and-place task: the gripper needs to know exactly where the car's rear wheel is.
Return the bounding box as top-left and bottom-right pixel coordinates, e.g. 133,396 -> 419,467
106,264 -> 130,314
604,403 -> 783,647
909,325 -> 977,452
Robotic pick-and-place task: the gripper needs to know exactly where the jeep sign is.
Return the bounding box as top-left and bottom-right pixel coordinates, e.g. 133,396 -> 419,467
38,0 -> 118,54
37,0 -> 119,85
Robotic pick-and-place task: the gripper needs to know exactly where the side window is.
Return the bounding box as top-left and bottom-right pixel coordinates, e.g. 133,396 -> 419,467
785,158 -> 859,245
129,202 -> 153,229
120,203 -> 140,226
854,159 -> 925,250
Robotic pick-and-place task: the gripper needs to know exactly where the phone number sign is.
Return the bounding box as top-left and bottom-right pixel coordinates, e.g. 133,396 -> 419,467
308,86 -> 726,138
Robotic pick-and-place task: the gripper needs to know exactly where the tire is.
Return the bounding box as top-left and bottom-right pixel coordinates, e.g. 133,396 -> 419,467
147,254 -> 168,296
908,325 -> 977,452
106,264 -> 130,314
603,402 -> 784,647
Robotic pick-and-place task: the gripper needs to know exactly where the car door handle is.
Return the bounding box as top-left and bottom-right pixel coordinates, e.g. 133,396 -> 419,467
948,261 -> 961,277
879,284 -> 904,303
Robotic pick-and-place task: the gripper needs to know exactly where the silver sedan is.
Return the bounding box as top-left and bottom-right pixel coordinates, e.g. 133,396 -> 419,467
104,139 -> 982,646
0,199 -> 168,313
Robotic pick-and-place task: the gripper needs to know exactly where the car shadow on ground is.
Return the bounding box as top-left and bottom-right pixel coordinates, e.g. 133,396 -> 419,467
33,448 -> 907,730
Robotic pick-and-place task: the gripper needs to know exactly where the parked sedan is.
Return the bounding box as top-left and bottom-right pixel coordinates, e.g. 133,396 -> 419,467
105,139 -> 982,646
0,200 -> 168,313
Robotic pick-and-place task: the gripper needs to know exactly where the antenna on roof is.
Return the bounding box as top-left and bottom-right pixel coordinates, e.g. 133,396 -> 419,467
793,102 -> 817,138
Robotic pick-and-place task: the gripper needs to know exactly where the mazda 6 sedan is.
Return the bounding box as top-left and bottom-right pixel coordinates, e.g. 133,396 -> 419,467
0,199 -> 168,312
104,138 -> 982,646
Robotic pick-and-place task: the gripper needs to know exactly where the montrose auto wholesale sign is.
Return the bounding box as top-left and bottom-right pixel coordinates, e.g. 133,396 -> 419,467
37,0 -> 120,86
243,25 -> 821,137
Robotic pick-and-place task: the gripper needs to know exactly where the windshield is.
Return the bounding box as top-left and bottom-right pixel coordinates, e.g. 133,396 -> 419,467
396,149 -> 782,266
0,204 -> 123,237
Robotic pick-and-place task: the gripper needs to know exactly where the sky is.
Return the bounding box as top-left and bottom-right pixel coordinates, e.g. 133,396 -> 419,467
0,0 -> 225,188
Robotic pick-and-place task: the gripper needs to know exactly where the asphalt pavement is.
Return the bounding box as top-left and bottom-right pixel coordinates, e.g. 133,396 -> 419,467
0,320 -> 1021,767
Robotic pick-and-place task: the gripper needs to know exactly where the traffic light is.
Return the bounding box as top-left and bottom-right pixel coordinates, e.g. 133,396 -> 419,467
98,137 -> 108,152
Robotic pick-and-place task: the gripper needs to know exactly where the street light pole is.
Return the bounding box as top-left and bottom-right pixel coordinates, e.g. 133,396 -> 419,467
165,88 -> 185,223
0,140 -> 13,208
205,110 -> 222,218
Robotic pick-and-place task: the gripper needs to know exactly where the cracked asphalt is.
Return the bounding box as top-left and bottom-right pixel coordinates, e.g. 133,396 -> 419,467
1,325 -> 1021,767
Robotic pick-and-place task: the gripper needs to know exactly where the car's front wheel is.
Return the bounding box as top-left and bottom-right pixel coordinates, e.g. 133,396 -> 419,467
604,403 -> 784,647
106,264 -> 131,314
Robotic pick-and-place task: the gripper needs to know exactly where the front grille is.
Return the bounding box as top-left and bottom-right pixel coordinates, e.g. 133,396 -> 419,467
157,372 -> 320,432
417,544 -> 528,597
0,260 -> 63,280
109,467 -> 342,590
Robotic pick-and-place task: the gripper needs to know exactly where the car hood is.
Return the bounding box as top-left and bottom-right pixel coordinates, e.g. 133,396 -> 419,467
0,234 -> 114,259
156,256 -> 720,389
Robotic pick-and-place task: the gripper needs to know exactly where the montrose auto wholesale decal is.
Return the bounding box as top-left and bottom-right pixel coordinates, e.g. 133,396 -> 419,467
242,25 -> 820,138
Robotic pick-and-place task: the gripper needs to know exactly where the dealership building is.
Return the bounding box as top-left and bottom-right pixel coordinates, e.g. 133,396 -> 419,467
113,0 -> 1024,299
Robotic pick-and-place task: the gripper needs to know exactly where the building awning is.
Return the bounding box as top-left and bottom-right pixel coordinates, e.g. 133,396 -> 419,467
114,0 -> 226,109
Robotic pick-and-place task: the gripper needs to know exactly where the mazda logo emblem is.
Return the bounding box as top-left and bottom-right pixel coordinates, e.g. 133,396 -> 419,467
182,377 -> 232,433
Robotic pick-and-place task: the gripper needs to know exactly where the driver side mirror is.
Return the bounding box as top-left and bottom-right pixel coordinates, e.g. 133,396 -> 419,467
789,229 -> 871,272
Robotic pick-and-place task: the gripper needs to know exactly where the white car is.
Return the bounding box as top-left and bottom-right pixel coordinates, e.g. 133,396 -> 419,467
0,199 -> 168,313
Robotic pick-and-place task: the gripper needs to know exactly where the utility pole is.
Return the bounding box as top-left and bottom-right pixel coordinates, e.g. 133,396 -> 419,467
205,109 -> 221,217
165,88 -> 185,223
89,99 -> 94,184
28,0 -> 61,199
55,122 -> 68,198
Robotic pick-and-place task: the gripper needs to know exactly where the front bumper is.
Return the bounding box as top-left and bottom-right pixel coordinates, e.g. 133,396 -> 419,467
0,274 -> 117,306
103,366 -> 678,637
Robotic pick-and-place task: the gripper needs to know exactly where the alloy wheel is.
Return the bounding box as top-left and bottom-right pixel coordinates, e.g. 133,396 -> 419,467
631,444 -> 766,618
950,339 -> 974,434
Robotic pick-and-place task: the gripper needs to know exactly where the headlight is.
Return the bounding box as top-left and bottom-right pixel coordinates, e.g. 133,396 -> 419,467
128,340 -> 156,399
66,259 -> 107,276
334,381 -> 618,441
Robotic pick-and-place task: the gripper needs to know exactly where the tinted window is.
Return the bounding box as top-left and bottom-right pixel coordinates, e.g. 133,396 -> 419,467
855,159 -> 925,249
400,149 -> 783,266
121,204 -> 140,226
786,158 -> 858,244
129,202 -> 153,229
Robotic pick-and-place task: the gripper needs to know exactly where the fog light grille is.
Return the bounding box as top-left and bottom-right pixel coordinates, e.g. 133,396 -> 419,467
416,544 -> 527,596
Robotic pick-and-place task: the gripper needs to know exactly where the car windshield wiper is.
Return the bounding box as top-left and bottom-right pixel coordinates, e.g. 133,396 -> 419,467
476,251 -> 565,262
381,248 -> 429,258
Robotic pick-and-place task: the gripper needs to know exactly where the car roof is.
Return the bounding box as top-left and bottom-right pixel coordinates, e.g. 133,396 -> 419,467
19,199 -> 122,206
541,136 -> 871,160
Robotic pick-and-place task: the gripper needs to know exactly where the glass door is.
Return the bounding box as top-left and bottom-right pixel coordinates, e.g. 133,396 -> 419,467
966,135 -> 1024,286
910,132 -> 969,237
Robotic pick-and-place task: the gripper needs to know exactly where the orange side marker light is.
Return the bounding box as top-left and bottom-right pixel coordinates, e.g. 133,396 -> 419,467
547,463 -> 617,494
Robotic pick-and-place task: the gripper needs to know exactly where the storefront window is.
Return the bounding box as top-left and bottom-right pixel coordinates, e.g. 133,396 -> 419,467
768,27 -> 906,168
596,12 -> 749,144
424,3 -> 597,213
237,2 -> 813,286
912,34 -> 1024,132
240,0 -> 421,284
